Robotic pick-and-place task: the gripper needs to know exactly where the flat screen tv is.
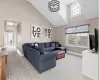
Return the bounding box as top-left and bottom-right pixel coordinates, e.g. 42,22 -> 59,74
89,35 -> 95,50
94,28 -> 98,52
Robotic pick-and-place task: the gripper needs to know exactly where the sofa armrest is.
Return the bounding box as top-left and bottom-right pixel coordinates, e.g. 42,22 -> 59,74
27,47 -> 40,56
26,47 -> 41,64
39,52 -> 57,62
22,45 -> 27,58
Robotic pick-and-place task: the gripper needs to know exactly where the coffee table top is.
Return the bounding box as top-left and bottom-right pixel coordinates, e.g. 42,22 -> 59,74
54,50 -> 65,54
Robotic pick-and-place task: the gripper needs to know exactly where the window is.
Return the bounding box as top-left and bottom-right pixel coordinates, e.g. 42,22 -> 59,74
65,25 -> 89,48
7,21 -> 14,26
71,1 -> 81,17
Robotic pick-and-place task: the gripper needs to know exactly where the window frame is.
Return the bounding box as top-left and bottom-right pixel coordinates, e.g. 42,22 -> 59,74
65,24 -> 90,48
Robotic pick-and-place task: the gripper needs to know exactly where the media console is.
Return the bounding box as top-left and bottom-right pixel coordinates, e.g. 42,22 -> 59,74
82,50 -> 98,80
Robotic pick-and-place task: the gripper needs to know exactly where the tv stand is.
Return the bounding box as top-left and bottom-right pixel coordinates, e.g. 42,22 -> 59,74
82,50 -> 98,80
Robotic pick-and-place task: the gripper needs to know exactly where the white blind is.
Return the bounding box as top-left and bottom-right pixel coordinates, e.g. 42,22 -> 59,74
65,24 -> 89,34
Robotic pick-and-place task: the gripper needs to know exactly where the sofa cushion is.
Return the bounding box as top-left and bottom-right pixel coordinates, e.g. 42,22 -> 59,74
38,43 -> 45,48
44,52 -> 50,54
50,42 -> 56,47
49,47 -> 55,51
44,48 -> 50,52
45,42 -> 51,48
26,43 -> 35,48
38,43 -> 45,51
34,46 -> 44,55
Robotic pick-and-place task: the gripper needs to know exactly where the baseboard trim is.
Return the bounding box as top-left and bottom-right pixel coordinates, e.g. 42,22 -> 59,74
17,49 -> 24,57
82,73 -> 93,80
67,51 -> 82,57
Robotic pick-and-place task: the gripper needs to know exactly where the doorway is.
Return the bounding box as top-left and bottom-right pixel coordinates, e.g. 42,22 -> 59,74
4,32 -> 14,48
4,20 -> 20,50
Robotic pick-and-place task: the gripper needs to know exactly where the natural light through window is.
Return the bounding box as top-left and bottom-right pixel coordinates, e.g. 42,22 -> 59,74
71,1 -> 81,17
65,25 -> 89,48
7,21 -> 14,26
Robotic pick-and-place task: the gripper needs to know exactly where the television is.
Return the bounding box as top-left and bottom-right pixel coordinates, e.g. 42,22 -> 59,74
94,28 -> 98,52
89,35 -> 95,50
89,28 -> 99,52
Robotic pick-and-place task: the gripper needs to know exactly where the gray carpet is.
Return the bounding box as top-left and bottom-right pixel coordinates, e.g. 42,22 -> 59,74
6,50 -> 92,80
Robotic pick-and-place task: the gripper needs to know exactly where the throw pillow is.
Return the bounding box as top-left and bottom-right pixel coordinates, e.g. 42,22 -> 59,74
51,42 -> 55,47
35,43 -> 38,47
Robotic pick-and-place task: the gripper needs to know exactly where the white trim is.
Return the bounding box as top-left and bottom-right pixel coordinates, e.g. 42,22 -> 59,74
17,49 -> 24,57
67,51 -> 82,57
67,45 -> 89,48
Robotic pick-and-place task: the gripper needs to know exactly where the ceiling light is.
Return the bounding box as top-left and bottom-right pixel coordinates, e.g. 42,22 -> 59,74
48,0 -> 60,12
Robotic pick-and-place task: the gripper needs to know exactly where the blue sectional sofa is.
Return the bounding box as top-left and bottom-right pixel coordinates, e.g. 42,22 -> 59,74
23,42 -> 66,73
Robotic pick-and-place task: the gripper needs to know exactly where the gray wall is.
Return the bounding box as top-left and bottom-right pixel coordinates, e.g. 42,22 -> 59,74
0,0 -> 56,52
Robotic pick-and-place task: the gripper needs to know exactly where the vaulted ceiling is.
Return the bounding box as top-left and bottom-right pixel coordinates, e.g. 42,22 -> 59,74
78,0 -> 98,19
26,0 -> 98,27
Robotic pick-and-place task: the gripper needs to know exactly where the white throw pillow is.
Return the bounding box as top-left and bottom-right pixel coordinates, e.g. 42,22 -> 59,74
35,43 -> 38,47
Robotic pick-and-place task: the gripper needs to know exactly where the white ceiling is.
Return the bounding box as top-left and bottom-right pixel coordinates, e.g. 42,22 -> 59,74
58,0 -> 76,5
78,0 -> 98,19
27,0 -> 98,27
27,0 -> 68,27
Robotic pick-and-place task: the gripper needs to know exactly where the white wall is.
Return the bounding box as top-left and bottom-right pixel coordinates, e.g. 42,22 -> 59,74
0,0 -> 55,52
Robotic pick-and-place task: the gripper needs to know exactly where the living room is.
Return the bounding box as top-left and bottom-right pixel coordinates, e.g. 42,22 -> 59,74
0,0 -> 99,80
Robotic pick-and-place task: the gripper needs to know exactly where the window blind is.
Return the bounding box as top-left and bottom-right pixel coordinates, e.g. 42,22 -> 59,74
65,24 -> 89,34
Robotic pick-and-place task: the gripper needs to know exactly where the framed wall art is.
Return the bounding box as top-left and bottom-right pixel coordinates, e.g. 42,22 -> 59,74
31,25 -> 41,38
